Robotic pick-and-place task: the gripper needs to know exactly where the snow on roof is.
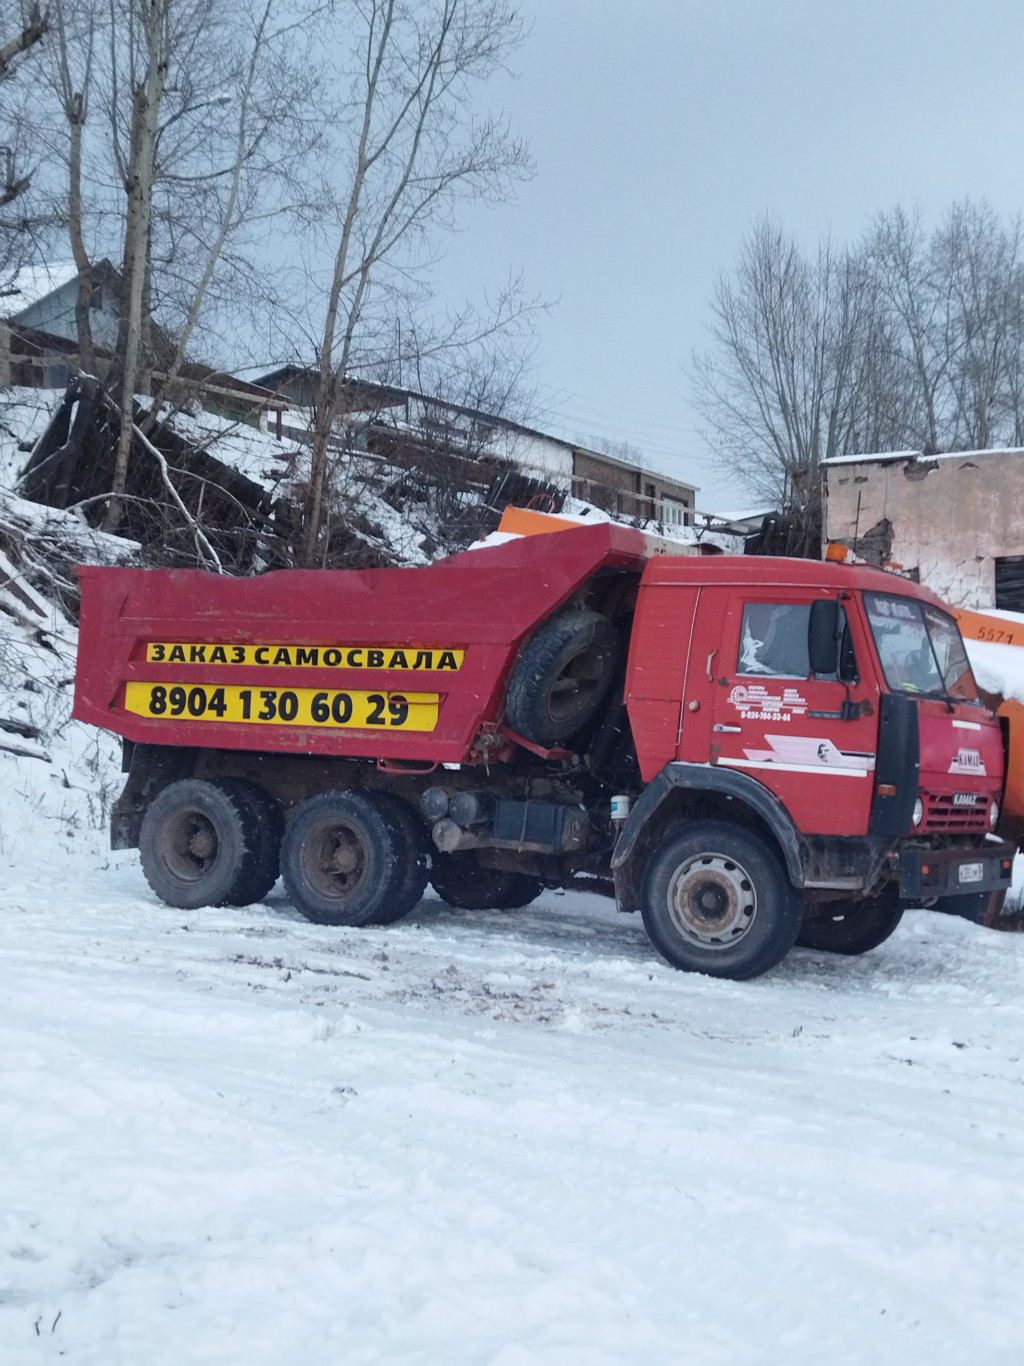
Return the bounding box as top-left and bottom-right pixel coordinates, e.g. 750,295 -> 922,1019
0,261 -> 79,316
712,507 -> 776,523
167,407 -> 296,487
558,496 -> 743,553
822,450 -> 921,466
823,447 -> 1024,467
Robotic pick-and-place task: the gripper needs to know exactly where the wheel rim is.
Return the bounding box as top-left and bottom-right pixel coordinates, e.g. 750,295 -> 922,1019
665,852 -> 758,949
545,646 -> 609,725
160,806 -> 221,883
300,816 -> 371,902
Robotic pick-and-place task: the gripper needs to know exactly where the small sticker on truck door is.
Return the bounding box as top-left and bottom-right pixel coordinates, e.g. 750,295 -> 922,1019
728,684 -> 808,722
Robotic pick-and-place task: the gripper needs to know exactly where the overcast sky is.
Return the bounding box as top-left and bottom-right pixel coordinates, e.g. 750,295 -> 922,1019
430,0 -> 1024,511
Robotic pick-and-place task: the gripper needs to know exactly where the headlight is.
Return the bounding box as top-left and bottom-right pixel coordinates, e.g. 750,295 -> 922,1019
990,799 -> 1000,830
912,797 -> 924,827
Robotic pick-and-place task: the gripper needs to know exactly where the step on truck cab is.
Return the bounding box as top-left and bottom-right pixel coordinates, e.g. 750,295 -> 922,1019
74,519 -> 1015,980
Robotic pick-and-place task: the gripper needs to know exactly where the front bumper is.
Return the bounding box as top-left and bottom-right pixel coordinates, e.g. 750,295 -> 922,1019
897,839 -> 1016,899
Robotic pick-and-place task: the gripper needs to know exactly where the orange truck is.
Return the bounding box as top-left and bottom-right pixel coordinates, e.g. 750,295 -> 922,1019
953,607 -> 1024,845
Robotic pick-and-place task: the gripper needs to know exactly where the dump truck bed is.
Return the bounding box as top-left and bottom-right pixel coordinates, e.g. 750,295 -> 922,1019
74,522 -> 651,765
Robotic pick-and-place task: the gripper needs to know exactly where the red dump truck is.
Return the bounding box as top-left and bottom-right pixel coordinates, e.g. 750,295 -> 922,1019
74,518 -> 1015,980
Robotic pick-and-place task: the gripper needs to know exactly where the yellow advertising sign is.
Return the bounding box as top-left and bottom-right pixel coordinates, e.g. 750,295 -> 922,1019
124,682 -> 439,731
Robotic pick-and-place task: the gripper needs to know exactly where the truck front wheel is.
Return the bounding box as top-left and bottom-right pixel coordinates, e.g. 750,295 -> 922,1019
281,790 -> 412,927
139,778 -> 262,910
796,887 -> 903,955
640,822 -> 801,979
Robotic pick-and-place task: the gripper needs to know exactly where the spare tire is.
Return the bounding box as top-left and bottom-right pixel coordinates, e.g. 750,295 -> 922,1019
505,609 -> 619,746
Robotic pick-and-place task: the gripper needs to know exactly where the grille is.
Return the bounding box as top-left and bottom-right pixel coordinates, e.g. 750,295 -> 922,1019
922,792 -> 989,833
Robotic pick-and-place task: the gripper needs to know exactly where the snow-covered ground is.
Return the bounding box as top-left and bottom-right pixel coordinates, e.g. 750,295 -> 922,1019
4,393 -> 1024,1361
3,635 -> 1024,1362
3,751 -> 1024,1364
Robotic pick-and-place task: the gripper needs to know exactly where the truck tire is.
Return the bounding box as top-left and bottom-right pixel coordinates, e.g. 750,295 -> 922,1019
796,887 -> 903,954
505,609 -> 619,746
368,793 -> 430,924
430,851 -> 544,910
280,789 -> 409,927
139,778 -> 262,910
214,779 -> 283,905
640,821 -> 801,979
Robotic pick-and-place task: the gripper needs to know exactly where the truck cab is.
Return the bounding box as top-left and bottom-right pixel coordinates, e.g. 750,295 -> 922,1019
612,556 -> 1013,972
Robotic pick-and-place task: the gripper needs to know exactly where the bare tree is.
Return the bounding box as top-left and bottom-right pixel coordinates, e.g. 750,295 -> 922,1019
692,218 -> 867,542
78,0 -> 324,531
695,201 -> 1024,538
0,2 -> 49,207
100,0 -> 169,528
0,2 -> 53,281
140,1 -> 324,412
937,200 -> 1023,449
297,0 -> 532,567
47,0 -> 97,367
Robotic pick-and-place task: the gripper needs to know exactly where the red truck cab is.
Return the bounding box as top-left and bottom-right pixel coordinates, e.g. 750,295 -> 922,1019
615,556 -> 1011,967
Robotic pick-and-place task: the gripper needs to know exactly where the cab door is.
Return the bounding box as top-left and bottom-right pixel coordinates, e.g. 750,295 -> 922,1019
710,594 -> 879,836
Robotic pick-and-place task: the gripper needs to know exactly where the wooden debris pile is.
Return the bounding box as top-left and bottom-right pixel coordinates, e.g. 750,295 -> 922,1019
19,377 -> 281,574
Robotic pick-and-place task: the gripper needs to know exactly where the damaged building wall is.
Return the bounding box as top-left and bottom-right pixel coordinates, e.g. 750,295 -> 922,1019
822,449 -> 1024,610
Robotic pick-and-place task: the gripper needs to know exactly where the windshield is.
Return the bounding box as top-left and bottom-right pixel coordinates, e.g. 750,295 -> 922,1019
863,592 -> 980,702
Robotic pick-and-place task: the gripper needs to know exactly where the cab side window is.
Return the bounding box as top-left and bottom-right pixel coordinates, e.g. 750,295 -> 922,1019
738,602 -> 858,680
738,603 -> 810,678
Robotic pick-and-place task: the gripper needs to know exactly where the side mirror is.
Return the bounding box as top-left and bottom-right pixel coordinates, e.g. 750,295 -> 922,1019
808,599 -> 840,676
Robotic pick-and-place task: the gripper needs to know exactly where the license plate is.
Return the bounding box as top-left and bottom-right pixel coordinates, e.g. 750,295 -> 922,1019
958,862 -> 984,884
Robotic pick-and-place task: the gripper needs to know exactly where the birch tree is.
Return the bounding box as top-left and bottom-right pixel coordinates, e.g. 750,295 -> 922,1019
0,2 -> 52,281
298,0 -> 531,567
102,0 -> 168,528
50,0 -> 97,369
89,0 -> 322,531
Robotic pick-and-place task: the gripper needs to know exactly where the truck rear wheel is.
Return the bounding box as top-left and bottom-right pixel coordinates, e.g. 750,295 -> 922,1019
796,887 -> 903,955
640,821 -> 801,979
505,609 -> 619,746
214,779 -> 283,905
430,851 -> 544,910
139,778 -> 261,910
368,793 -> 430,924
281,789 -> 410,927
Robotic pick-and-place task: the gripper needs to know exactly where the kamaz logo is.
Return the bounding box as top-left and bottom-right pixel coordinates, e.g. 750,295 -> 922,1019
952,792 -> 978,806
949,748 -> 986,776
